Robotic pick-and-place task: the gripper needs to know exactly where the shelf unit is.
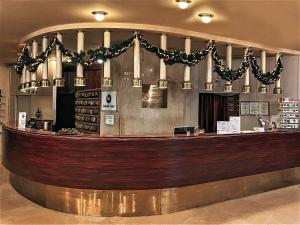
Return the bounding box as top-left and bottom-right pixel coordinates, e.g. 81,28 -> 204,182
278,97 -> 299,129
75,88 -> 101,134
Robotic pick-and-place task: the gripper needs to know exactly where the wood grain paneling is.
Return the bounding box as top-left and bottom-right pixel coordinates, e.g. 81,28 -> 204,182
2,125 -> 300,190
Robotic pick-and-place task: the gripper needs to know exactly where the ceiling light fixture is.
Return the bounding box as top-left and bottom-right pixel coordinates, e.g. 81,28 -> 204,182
92,11 -> 108,21
198,13 -> 214,24
176,0 -> 192,9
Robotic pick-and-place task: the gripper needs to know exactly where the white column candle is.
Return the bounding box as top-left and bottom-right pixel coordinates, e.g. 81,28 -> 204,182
275,53 -> 281,88
184,37 -> 191,82
25,45 -> 31,83
77,31 -> 84,78
244,48 -> 250,86
261,50 -> 266,87
25,67 -> 31,83
104,30 -> 111,79
31,40 -> 38,81
42,36 -> 48,80
226,44 -> 232,85
206,51 -> 212,83
21,67 -> 26,84
133,36 -> 140,79
160,33 -> 167,80
226,44 -> 232,69
56,33 -> 62,79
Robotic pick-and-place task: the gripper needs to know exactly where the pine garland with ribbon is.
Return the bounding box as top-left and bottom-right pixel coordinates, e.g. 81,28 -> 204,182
87,34 -> 136,64
137,33 -> 214,66
248,50 -> 283,85
211,45 -> 249,82
14,32 -> 284,85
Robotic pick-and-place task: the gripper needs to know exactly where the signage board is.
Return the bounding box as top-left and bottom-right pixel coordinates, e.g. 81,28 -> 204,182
101,91 -> 117,111
18,112 -> 26,129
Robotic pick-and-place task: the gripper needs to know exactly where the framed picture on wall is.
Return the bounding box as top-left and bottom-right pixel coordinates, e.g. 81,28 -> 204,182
258,101 -> 269,116
249,102 -> 259,115
240,102 -> 250,115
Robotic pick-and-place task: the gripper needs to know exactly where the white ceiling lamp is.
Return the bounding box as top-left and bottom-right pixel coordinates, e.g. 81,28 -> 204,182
176,0 -> 192,9
198,13 -> 214,24
92,11 -> 108,21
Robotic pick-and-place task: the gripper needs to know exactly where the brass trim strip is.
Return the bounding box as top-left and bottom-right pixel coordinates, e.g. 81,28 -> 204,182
10,167 -> 300,217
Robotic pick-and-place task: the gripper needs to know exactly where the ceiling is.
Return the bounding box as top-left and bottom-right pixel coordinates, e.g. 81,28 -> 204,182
0,0 -> 299,64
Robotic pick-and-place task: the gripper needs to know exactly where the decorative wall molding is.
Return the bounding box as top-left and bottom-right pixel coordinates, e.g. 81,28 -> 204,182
20,22 -> 300,55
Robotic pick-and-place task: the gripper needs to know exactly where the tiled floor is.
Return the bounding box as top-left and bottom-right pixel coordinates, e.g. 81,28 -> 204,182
0,165 -> 299,225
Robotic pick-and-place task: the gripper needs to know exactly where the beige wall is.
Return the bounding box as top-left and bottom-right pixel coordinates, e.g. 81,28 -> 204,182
0,64 -> 11,156
101,51 -> 300,135
10,66 -> 54,121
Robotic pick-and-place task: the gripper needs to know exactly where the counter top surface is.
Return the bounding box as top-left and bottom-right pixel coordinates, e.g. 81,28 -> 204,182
2,122 -> 299,139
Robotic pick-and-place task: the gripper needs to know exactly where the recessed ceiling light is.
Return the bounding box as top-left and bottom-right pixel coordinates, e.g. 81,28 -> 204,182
198,13 -> 214,24
92,11 -> 108,21
176,0 -> 192,9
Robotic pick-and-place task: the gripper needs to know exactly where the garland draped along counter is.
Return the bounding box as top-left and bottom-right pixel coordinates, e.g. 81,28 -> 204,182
2,123 -> 300,216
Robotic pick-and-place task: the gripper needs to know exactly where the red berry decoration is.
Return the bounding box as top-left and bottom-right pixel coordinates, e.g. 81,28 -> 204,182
164,55 -> 170,62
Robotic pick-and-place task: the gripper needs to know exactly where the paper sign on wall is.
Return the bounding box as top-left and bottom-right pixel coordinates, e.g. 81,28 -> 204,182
229,116 -> 241,133
18,112 -> 26,129
101,91 -> 117,111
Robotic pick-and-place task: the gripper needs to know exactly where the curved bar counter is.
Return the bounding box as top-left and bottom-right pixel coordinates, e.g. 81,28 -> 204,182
2,124 -> 300,216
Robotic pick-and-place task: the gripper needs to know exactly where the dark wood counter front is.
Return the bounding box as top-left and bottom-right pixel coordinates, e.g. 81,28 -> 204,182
2,124 -> 300,190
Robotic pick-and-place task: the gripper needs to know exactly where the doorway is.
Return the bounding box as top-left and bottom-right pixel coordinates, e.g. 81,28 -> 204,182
54,64 -> 102,131
199,93 -> 239,133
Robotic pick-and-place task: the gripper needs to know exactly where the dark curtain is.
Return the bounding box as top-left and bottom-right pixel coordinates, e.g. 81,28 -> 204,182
199,93 -> 231,133
54,93 -> 75,131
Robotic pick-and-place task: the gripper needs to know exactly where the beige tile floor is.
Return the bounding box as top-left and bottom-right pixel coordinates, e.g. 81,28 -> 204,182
0,165 -> 299,225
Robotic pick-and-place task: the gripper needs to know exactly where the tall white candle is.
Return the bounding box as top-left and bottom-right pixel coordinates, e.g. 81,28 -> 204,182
160,33 -> 167,80
133,36 -> 140,79
261,50 -> 266,87
184,37 -> 191,82
25,68 -> 31,83
56,33 -> 62,79
244,48 -> 250,86
21,67 -> 26,84
275,53 -> 281,88
77,31 -> 84,78
226,44 -> 232,69
225,44 -> 232,85
206,51 -> 212,83
42,36 -> 48,80
31,40 -> 38,81
104,30 -> 111,79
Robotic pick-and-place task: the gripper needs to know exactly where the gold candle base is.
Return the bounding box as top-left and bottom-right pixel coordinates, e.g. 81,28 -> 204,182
102,77 -> 112,87
182,81 -> 192,90
40,79 -> 51,88
273,87 -> 283,94
30,81 -> 39,89
53,78 -> 65,87
258,86 -> 267,94
242,85 -> 251,93
204,82 -> 213,91
224,83 -> 233,92
24,82 -> 31,90
157,79 -> 168,89
74,77 -> 86,87
132,77 -> 142,87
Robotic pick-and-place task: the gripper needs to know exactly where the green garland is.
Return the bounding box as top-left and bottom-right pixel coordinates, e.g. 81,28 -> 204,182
14,32 -> 283,85
248,50 -> 283,85
211,45 -> 249,82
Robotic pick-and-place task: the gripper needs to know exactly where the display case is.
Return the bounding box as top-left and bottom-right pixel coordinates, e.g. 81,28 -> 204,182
75,88 -> 101,134
279,97 -> 299,129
